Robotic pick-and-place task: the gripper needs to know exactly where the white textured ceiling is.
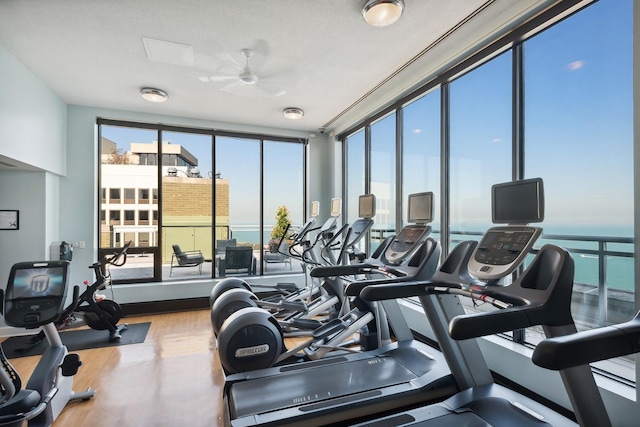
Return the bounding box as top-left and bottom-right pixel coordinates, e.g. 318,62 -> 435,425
0,0 -> 556,139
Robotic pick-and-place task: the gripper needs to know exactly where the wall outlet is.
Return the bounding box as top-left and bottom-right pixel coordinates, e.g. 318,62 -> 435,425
78,241 -> 86,249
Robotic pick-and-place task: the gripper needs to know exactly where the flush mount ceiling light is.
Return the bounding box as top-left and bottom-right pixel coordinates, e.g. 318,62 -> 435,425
140,87 -> 168,103
283,108 -> 304,120
362,0 -> 404,27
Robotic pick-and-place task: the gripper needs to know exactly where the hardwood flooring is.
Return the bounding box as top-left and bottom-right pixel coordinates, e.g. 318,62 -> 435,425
6,309 -> 226,427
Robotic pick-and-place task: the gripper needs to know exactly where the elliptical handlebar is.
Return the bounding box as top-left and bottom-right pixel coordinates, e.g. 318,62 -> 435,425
320,223 -> 349,265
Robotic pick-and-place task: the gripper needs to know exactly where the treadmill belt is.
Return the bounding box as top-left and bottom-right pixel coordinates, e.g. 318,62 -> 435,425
230,355 -> 418,418
357,396 -> 560,426
357,406 -> 490,427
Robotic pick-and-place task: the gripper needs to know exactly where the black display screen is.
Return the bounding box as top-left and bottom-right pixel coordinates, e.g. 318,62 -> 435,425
8,264 -> 67,299
492,178 -> 544,224
408,192 -> 433,224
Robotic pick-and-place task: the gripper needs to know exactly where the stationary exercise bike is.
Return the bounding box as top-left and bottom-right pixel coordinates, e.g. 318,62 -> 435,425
0,260 -> 95,426
68,241 -> 131,342
16,242 -> 131,354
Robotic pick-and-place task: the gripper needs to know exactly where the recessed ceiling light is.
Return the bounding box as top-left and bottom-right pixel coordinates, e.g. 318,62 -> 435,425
362,0 -> 404,27
283,108 -> 304,120
140,87 -> 168,103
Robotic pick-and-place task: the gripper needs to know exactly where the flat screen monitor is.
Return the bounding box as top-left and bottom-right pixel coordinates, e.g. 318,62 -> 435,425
408,192 -> 434,224
492,178 -> 544,224
4,260 -> 69,327
358,194 -> 376,219
310,201 -> 319,218
331,198 -> 342,217
7,261 -> 68,300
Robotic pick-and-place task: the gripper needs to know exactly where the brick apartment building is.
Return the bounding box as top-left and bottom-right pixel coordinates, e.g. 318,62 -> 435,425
100,138 -> 229,262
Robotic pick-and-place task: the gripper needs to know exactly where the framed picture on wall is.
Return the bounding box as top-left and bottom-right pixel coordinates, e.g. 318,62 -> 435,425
0,210 -> 19,230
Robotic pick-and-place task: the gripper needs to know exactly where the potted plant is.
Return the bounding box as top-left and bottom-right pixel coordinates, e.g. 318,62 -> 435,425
269,205 -> 292,253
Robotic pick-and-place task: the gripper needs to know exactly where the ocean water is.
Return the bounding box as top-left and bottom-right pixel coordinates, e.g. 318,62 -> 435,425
230,227 -> 272,246
230,223 -> 635,292
538,224 -> 634,292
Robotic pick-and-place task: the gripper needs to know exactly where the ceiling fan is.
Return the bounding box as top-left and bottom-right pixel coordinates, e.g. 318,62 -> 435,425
200,48 -> 286,97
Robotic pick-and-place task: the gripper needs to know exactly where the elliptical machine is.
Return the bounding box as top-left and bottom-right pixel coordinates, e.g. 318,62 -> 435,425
215,192 -> 439,374
210,195 -> 375,337
210,198 -> 349,334
0,260 -> 95,426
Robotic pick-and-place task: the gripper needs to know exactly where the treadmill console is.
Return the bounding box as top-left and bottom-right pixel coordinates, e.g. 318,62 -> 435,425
384,224 -> 431,265
468,226 -> 542,281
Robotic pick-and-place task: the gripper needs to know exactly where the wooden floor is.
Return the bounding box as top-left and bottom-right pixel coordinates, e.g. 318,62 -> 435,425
6,309 -> 226,427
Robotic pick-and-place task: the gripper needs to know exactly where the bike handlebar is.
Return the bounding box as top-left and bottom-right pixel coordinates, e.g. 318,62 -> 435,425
104,240 -> 132,267
90,240 -> 132,284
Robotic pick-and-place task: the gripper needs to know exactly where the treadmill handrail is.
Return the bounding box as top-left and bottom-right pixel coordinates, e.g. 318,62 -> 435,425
359,239 -> 479,301
532,312 -> 640,370
449,244 -> 575,340
310,263 -> 379,278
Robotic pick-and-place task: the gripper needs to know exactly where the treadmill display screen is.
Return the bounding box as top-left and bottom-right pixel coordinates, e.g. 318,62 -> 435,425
408,192 -> 433,224
492,178 -> 544,224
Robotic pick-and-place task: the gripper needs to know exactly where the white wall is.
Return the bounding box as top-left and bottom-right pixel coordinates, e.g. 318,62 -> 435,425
0,45 -> 67,174
307,134 -> 335,219
0,171 -> 54,282
0,44 -> 66,284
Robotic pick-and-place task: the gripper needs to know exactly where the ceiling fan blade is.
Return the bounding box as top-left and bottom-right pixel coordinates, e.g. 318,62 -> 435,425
208,75 -> 238,83
215,52 -> 242,68
258,80 -> 287,97
219,80 -> 244,93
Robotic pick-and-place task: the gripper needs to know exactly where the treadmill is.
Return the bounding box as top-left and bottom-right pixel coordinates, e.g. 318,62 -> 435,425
533,309 -> 640,372
351,178 -> 611,427
221,192 -> 458,426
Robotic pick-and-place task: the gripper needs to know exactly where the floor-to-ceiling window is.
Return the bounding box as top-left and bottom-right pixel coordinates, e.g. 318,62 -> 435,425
370,113 -> 397,243
99,124 -> 159,282
160,131 -> 213,281
98,120 -> 306,284
449,50 -> 513,248
523,0 -> 633,380
345,130 -> 366,222
263,140 -> 305,273
215,137 -> 261,276
344,130 -> 367,251
402,89 -> 441,239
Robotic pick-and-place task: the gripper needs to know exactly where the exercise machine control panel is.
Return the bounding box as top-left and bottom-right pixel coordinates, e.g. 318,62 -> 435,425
384,224 -> 431,265
468,226 -> 542,281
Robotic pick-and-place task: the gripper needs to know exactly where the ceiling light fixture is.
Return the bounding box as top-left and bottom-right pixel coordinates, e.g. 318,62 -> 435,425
140,87 -> 168,103
283,108 -> 304,120
362,0 -> 404,27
